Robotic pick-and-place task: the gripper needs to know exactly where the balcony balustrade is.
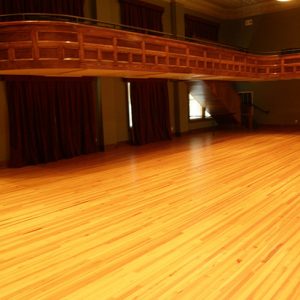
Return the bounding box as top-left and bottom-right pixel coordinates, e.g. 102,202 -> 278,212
1,16 -> 300,80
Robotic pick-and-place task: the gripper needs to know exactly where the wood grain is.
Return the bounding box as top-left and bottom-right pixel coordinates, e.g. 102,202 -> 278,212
1,21 -> 300,80
0,129 -> 300,299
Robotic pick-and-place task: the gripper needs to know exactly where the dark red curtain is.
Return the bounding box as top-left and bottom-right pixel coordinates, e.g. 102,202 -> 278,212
0,0 -> 84,16
119,0 -> 163,32
120,0 -> 170,145
129,80 -> 171,145
6,77 -> 99,167
185,15 -> 219,42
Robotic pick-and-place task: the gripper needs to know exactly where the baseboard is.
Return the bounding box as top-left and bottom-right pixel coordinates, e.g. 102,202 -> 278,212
104,141 -> 130,151
176,126 -> 217,137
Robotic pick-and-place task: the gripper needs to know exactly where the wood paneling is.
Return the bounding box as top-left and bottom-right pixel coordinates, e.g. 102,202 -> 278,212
1,21 -> 300,80
206,81 -> 241,121
0,130 -> 300,299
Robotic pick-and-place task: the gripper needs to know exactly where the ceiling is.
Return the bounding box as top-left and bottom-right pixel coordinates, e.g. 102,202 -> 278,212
172,0 -> 300,19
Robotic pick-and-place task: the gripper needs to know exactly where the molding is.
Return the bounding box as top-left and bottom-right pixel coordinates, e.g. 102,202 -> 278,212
230,1 -> 300,19
170,0 -> 300,19
2,21 -> 300,81
176,0 -> 226,19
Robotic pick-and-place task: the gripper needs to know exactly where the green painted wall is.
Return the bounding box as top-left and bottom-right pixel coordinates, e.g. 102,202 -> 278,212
178,81 -> 189,133
220,7 -> 300,52
83,0 -> 97,19
236,80 -> 300,125
95,0 -> 127,146
220,8 -> 300,125
0,81 -> 9,163
96,0 -> 120,24
100,78 -> 128,146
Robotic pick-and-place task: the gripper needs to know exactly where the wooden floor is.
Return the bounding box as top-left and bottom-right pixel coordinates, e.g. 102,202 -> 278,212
1,129 -> 300,300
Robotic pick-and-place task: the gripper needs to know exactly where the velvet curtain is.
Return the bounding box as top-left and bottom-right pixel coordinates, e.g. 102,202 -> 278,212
129,80 -> 172,145
0,0 -> 84,16
119,0 -> 163,32
185,15 -> 219,42
120,0 -> 170,145
6,77 -> 99,167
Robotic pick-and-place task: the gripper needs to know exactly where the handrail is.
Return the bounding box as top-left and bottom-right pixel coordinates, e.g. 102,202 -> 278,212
253,104 -> 269,114
2,16 -> 300,80
1,13 -> 298,56
0,13 -> 170,36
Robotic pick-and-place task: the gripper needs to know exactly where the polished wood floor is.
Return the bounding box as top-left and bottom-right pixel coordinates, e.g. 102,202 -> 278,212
1,129 -> 300,300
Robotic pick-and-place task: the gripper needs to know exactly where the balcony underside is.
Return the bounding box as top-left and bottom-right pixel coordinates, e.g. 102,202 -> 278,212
0,67 -> 255,81
1,21 -> 300,81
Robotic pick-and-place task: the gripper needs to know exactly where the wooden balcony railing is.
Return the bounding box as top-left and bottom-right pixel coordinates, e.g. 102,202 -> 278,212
1,17 -> 300,80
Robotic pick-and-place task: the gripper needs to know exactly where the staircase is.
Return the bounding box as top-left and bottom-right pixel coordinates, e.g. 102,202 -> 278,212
189,80 -> 241,128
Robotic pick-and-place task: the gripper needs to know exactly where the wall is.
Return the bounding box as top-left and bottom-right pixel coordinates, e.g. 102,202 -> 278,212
236,80 -> 300,126
0,81 -> 9,164
100,78 -> 128,146
178,81 -> 189,133
83,0 -> 97,19
155,0 -> 219,133
96,0 -> 120,24
219,18 -> 258,50
220,7 -> 300,52
95,0 -> 207,146
220,7 -> 300,125
96,0 -> 127,146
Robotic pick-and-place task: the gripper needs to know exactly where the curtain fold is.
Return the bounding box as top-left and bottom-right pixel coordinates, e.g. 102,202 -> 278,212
129,80 -> 172,145
6,77 -> 99,167
0,0 -> 84,16
119,0 -> 163,32
185,15 -> 219,42
120,0 -> 171,145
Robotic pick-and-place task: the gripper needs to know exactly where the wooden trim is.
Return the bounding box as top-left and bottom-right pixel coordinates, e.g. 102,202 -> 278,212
1,21 -> 300,80
189,117 -> 213,123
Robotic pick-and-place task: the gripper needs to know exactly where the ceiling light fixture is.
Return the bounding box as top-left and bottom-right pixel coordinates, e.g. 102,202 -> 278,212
276,0 -> 291,2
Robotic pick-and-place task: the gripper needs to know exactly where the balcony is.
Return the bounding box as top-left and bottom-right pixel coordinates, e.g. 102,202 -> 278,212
1,14 -> 300,80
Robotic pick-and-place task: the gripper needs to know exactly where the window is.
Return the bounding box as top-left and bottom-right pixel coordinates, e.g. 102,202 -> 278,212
189,93 -> 211,120
127,82 -> 133,128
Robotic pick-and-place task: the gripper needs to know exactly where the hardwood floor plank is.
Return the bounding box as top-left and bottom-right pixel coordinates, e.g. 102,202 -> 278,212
0,130 -> 299,299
